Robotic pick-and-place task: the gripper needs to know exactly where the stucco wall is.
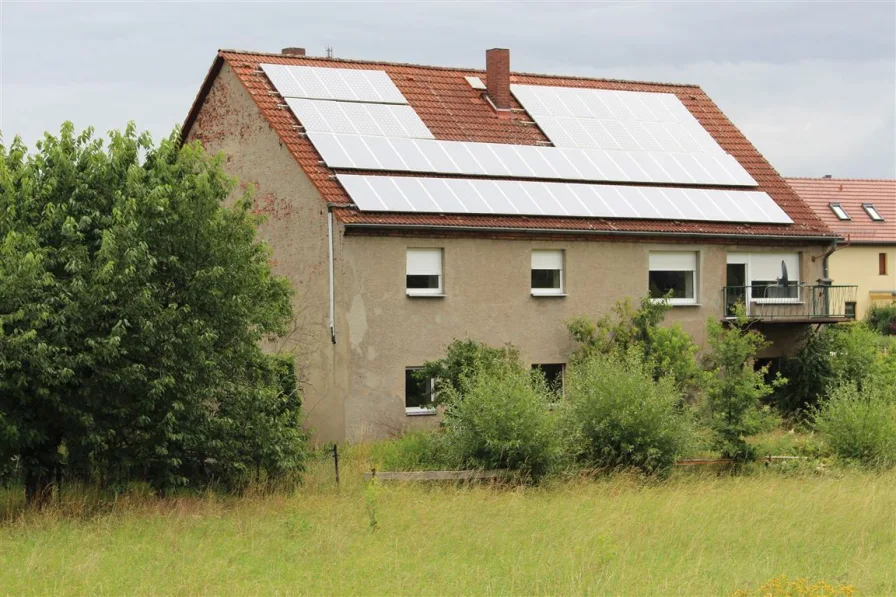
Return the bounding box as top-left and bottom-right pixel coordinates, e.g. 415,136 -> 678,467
186,63 -> 348,442
828,245 -> 896,319
339,234 -> 827,440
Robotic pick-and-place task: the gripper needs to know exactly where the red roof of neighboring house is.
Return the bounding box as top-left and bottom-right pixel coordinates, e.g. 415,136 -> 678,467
183,49 -> 836,241
786,178 -> 896,244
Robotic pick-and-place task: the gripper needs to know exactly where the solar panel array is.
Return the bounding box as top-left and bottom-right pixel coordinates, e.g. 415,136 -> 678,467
309,131 -> 755,186
285,99 -> 434,138
510,85 -> 723,154
337,174 -> 793,224
260,64 -> 408,104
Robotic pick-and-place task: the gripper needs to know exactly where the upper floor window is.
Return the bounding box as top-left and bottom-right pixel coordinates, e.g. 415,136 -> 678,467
648,252 -> 697,305
531,250 -> 564,296
880,253 -> 888,276
406,248 -> 443,296
863,204 -> 884,221
727,252 -> 800,303
829,203 -> 850,220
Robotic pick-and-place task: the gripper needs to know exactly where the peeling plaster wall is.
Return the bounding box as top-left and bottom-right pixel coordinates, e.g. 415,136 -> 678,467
186,63 -> 348,443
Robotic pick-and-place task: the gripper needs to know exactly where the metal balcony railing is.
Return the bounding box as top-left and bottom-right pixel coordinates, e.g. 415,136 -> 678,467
722,284 -> 858,321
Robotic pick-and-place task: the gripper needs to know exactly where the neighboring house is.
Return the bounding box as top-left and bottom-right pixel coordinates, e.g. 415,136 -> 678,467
788,177 -> 896,319
182,46 -> 850,442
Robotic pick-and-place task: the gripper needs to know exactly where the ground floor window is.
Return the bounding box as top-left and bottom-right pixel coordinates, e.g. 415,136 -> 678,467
532,363 -> 565,396
405,367 -> 435,415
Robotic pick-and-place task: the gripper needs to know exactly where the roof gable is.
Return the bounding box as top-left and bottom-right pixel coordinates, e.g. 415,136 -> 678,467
787,178 -> 896,244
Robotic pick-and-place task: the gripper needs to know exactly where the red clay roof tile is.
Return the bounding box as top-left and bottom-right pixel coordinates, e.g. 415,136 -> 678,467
787,178 -> 896,244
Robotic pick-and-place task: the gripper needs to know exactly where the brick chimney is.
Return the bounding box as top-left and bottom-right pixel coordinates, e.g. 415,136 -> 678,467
486,48 -> 511,112
282,47 -> 306,56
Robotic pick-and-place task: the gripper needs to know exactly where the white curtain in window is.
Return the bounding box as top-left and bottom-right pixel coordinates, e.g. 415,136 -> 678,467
532,250 -> 563,270
407,248 -> 442,275
750,253 -> 799,281
649,252 -> 697,271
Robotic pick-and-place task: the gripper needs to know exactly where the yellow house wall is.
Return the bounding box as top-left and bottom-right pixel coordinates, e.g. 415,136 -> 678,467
828,245 -> 896,319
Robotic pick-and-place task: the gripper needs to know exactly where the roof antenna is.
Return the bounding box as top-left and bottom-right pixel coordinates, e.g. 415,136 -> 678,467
326,46 -> 334,58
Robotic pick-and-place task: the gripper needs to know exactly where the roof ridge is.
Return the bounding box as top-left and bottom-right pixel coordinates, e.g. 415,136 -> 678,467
217,48 -> 702,89
786,177 -> 896,183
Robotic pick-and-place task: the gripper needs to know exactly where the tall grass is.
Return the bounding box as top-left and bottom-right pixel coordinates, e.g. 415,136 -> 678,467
1,447 -> 893,596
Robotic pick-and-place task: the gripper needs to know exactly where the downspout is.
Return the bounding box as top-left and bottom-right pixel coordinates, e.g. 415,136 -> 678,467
327,207 -> 336,345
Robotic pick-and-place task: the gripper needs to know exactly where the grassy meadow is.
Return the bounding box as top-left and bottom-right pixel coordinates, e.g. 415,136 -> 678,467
1,445 -> 893,596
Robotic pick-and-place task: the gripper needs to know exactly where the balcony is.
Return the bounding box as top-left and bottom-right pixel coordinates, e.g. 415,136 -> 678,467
722,284 -> 858,323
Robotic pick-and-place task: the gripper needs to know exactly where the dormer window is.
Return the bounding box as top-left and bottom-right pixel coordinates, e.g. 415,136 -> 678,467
863,204 -> 884,221
829,203 -> 850,220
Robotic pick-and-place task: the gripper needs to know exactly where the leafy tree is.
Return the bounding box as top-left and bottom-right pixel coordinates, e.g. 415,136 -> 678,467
0,123 -> 305,503
417,339 -> 521,405
701,307 -> 781,462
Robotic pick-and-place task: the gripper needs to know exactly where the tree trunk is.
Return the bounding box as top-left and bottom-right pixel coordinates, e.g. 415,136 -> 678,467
24,467 -> 54,508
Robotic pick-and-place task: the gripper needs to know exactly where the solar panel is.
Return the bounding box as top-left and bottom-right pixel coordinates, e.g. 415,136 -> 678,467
510,84 -> 756,187
261,64 -> 408,104
337,174 -> 793,224
307,132 -> 757,187
285,98 -> 433,139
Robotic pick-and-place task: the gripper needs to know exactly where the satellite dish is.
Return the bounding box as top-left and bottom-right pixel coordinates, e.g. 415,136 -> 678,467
778,260 -> 789,287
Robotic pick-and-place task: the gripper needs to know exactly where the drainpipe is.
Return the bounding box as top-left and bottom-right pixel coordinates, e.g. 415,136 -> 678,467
327,206 -> 336,345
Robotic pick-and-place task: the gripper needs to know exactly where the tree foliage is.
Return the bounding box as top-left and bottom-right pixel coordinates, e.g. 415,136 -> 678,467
0,123 -> 306,502
417,339 -> 522,405
701,308 -> 781,462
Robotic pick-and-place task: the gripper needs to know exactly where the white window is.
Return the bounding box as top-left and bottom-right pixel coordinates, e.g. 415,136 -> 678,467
405,367 -> 436,415
406,248 -> 443,296
829,203 -> 850,220
727,252 -> 800,305
863,203 -> 884,221
648,252 -> 698,305
531,250 -> 564,295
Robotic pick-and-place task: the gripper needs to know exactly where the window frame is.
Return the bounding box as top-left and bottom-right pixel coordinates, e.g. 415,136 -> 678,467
530,249 -> 566,296
880,253 -> 888,276
406,248 -> 444,297
648,251 -> 699,306
828,202 -> 850,220
844,301 -> 857,320
863,203 -> 884,222
404,367 -> 437,416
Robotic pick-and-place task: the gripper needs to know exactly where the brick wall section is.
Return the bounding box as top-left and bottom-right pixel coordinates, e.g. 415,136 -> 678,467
486,48 -> 511,110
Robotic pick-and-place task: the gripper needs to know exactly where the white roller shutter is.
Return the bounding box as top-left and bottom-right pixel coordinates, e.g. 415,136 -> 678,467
750,253 -> 799,282
649,252 -> 697,271
406,248 -> 442,276
532,250 -> 564,270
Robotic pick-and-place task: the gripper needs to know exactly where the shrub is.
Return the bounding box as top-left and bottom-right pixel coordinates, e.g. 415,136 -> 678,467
814,379 -> 896,468
417,339 -> 522,404
866,301 -> 896,336
702,310 -> 781,462
562,350 -> 694,475
440,363 -> 561,479
779,323 -> 892,414
567,295 -> 702,396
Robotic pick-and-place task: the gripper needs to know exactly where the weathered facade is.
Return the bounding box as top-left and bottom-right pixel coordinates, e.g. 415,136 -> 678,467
184,49 -> 843,442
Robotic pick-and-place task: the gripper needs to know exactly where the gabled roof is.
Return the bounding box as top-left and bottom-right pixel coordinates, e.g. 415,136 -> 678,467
183,49 -> 836,241
787,178 -> 896,244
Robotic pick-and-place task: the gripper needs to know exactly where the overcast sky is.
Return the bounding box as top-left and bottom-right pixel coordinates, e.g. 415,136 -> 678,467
2,1 -> 894,178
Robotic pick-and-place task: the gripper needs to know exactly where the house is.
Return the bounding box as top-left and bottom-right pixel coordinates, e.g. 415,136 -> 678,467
788,177 -> 895,319
182,47 -> 852,442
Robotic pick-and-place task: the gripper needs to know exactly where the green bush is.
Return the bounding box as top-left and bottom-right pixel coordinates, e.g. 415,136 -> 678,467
866,301 -> 896,336
779,323 -> 893,414
440,363 -> 561,479
562,350 -> 694,475
417,339 -> 522,404
815,380 -> 896,468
